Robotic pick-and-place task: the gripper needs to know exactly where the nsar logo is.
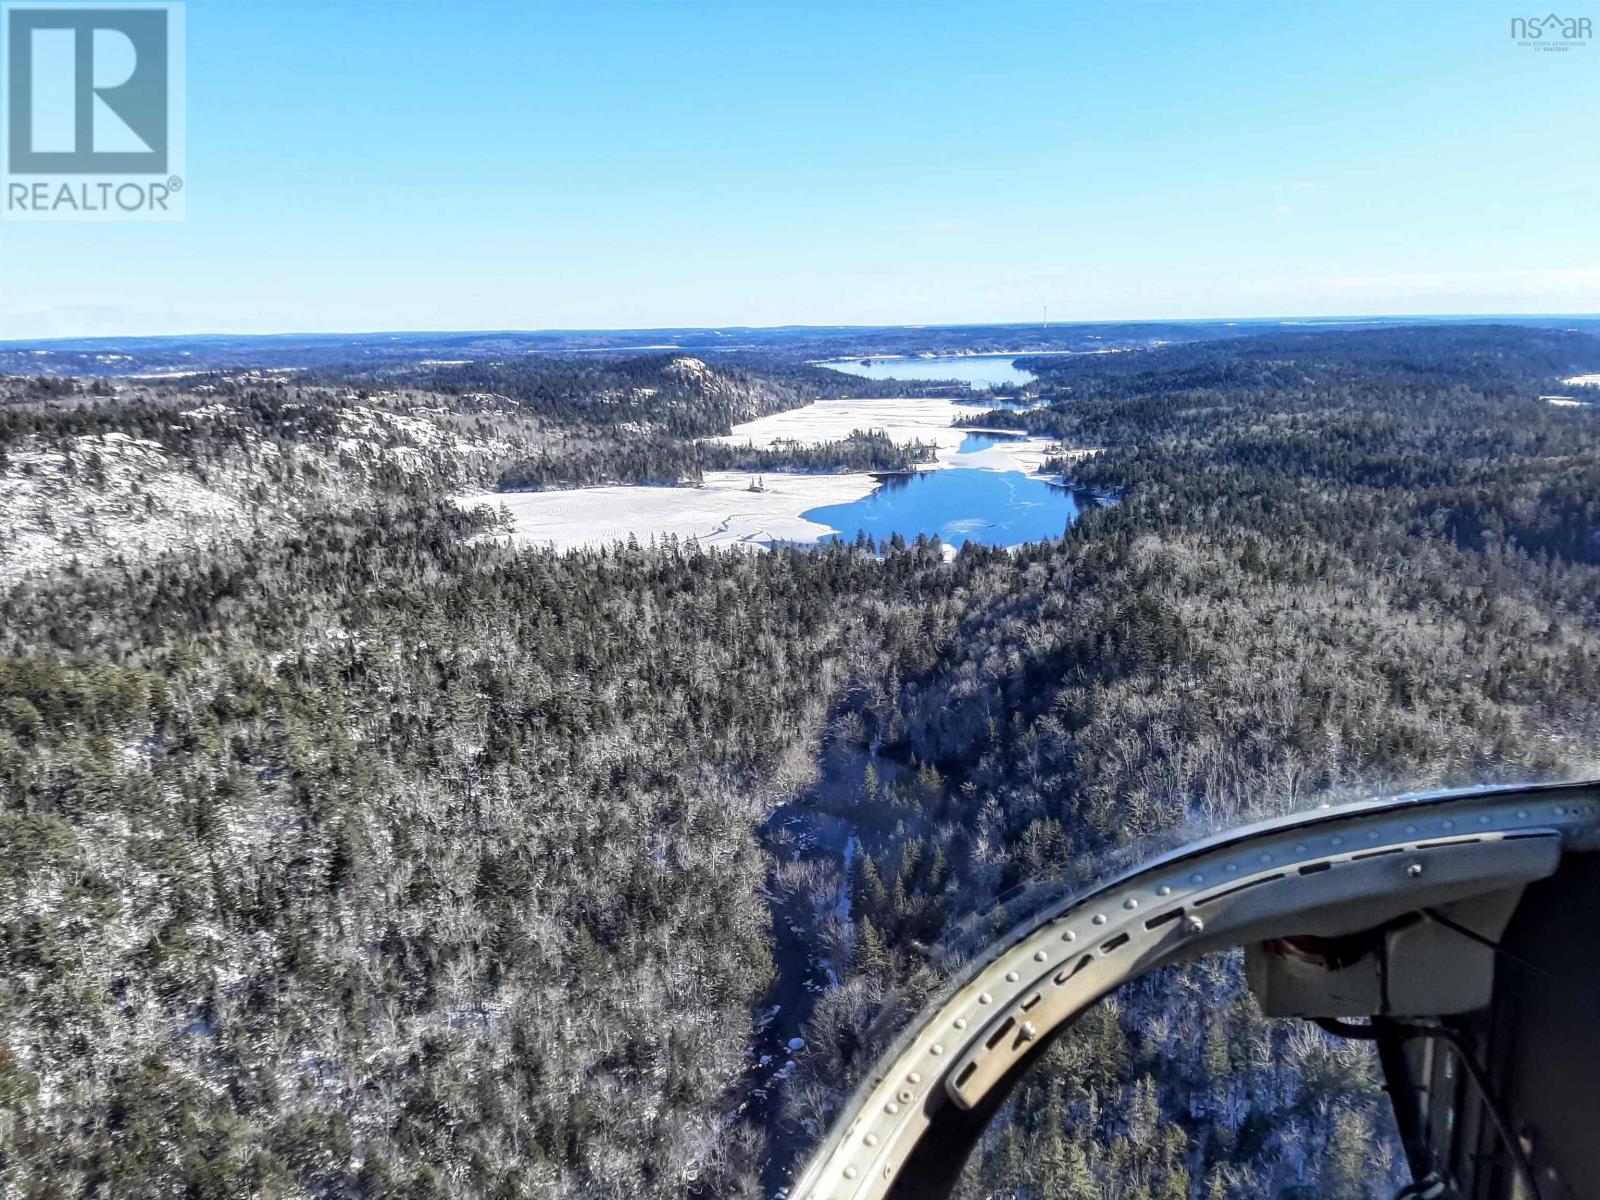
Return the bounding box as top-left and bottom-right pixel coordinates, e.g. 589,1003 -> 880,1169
2,2 -> 185,220
1510,11 -> 1592,50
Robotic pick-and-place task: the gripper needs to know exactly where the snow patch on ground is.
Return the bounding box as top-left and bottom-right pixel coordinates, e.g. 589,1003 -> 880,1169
463,470 -> 881,552
714,395 -> 1063,474
665,356 -> 715,382
718,395 -> 975,451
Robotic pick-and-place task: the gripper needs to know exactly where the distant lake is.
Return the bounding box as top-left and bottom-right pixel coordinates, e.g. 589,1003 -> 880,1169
819,355 -> 1037,389
802,468 -> 1082,550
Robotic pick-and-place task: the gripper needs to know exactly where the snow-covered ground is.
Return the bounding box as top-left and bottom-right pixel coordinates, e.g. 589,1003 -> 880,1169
464,396 -> 1078,553
1561,374 -> 1600,387
472,471 -> 881,551
710,395 -> 1056,468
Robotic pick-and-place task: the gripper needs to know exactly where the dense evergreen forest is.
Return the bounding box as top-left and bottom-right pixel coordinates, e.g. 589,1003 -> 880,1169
1,326 -> 1599,1198
355,354 -> 917,437
495,430 -> 938,491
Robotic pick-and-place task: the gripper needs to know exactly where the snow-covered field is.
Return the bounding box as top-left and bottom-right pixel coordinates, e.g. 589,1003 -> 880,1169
710,395 -> 1057,470
465,396 -> 1079,553
473,471 -> 882,551
1562,374 -> 1600,387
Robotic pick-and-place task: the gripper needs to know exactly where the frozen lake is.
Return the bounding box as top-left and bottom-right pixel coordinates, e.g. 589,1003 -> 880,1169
464,400 -> 1091,553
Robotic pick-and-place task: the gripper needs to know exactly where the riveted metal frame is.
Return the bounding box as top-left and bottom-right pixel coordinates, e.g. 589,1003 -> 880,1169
791,780 -> 1600,1200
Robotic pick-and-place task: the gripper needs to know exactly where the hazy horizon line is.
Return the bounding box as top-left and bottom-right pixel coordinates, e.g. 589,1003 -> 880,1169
5,311 -> 1599,349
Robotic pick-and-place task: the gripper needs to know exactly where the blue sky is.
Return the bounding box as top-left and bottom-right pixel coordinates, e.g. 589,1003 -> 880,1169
1,0 -> 1596,338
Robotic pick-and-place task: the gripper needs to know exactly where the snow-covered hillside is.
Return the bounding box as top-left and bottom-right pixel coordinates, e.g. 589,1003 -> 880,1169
0,387 -> 527,586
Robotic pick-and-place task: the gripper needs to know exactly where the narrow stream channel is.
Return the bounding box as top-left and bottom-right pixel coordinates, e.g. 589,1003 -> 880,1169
738,739 -> 902,1197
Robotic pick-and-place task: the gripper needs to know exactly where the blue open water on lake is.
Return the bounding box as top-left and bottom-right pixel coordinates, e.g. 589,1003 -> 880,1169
956,430 -> 1024,452
803,468 -> 1083,549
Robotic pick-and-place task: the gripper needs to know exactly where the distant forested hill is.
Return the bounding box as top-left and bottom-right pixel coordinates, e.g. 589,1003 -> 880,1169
1,325 -> 1599,1199
368,354 -> 897,437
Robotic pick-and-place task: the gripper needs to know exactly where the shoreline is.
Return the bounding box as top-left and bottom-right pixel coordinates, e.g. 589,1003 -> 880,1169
463,395 -> 1077,554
